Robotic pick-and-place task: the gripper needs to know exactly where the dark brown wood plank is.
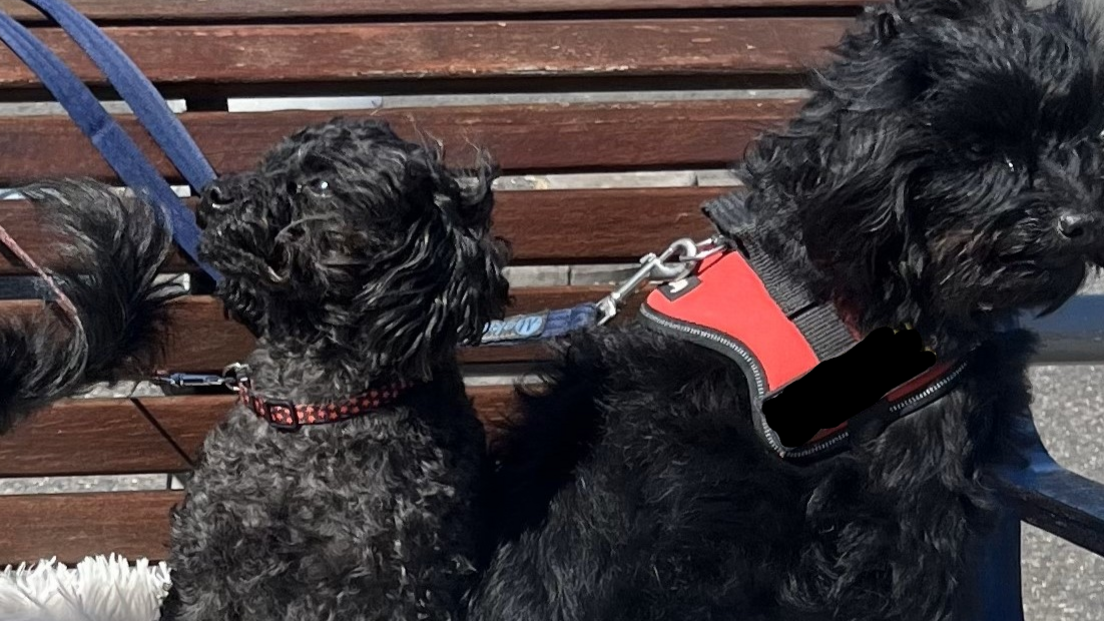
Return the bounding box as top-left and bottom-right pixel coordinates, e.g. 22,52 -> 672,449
0,0 -> 863,23
493,188 -> 721,263
0,187 -> 722,274
0,399 -> 188,477
147,386 -> 516,460
0,386 -> 518,564
0,386 -> 517,478
0,287 -> 635,372
0,100 -> 799,183
0,491 -> 178,564
139,395 -> 235,464
0,20 -> 846,90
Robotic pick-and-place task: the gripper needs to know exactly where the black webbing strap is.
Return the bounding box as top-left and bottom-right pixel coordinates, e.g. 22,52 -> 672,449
792,304 -> 856,360
702,193 -> 855,360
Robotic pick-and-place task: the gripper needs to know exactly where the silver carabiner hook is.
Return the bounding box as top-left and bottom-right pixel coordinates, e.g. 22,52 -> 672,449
650,238 -> 699,281
595,237 -> 725,325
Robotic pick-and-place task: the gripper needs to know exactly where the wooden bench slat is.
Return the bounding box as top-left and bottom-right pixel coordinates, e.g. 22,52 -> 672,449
0,385 -> 513,562
0,287 -> 638,372
0,20 -> 845,90
0,399 -> 190,477
0,187 -> 721,274
0,388 -> 518,563
0,387 -> 517,478
148,386 -> 515,462
0,0 -> 863,23
0,491 -> 179,565
0,101 -> 799,183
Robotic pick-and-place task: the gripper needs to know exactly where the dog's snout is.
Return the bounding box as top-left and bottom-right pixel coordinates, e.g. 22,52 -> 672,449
197,181 -> 237,230
203,182 -> 235,208
1058,212 -> 1099,243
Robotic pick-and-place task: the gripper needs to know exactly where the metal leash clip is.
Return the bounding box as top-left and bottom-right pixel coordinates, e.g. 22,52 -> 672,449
595,237 -> 726,325
153,362 -> 251,392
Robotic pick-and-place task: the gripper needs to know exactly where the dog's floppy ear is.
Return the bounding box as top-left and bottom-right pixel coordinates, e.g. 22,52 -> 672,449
431,150 -> 511,347
796,117 -> 920,325
348,146 -> 510,379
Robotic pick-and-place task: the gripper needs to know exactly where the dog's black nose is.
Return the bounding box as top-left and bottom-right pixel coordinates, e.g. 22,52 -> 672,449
1058,212 -> 1098,243
197,182 -> 235,230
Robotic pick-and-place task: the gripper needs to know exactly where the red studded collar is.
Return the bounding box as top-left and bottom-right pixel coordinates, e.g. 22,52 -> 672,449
236,377 -> 414,432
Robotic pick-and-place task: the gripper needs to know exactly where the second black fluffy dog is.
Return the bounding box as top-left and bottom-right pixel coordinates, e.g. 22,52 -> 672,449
470,2 -> 1104,620
160,119 -> 509,621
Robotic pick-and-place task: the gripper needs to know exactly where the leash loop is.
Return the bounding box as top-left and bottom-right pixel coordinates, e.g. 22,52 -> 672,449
596,237 -> 722,325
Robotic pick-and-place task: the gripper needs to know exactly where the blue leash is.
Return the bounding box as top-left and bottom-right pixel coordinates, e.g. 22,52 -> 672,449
1,1 -> 600,351
0,3 -> 221,282
155,305 -> 600,387
481,304 -> 598,345
19,0 -> 217,193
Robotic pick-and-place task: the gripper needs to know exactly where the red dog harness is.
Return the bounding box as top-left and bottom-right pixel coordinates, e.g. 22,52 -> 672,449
639,195 -> 967,463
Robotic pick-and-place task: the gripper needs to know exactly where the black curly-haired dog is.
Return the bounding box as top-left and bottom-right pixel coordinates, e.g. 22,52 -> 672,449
469,1 -> 1104,620
159,119 -> 509,621
0,180 -> 174,434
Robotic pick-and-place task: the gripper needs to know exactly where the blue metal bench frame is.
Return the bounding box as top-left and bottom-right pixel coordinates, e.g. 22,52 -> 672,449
972,294 -> 1104,620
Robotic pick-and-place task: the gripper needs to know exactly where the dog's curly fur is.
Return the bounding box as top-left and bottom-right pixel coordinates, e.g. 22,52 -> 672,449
160,119 -> 509,621
469,2 -> 1104,620
0,180 -> 174,434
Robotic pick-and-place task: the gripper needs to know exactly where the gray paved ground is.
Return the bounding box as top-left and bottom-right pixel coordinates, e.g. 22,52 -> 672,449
1025,365 -> 1104,620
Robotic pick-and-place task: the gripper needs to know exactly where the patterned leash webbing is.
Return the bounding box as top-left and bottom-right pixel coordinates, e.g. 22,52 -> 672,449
0,223 -> 82,329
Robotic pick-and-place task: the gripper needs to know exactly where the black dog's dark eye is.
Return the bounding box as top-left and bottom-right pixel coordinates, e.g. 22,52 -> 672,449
306,179 -> 331,196
286,179 -> 332,196
968,143 -> 990,157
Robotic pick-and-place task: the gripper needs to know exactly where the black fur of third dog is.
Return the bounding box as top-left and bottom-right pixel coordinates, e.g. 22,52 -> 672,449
158,119 -> 510,621
469,2 -> 1104,620
0,180 -> 175,434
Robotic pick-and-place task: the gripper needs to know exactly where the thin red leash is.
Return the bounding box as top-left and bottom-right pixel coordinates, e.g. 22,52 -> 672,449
0,222 -> 82,328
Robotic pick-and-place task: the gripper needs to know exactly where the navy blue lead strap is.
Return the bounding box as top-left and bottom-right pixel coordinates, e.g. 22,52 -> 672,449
17,0 -> 217,194
480,304 -> 598,345
0,9 -> 221,282
154,305 -> 601,389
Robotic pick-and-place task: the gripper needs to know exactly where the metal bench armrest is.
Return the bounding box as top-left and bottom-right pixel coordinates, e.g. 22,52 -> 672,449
985,414 -> 1104,556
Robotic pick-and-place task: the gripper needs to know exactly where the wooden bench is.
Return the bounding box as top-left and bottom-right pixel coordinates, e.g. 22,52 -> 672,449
0,1 -> 1100,618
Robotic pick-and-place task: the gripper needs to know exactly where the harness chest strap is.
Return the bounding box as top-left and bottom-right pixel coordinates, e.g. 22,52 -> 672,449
639,195 -> 967,462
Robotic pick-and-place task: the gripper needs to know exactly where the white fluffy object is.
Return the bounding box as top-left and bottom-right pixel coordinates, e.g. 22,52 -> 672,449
0,555 -> 170,621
